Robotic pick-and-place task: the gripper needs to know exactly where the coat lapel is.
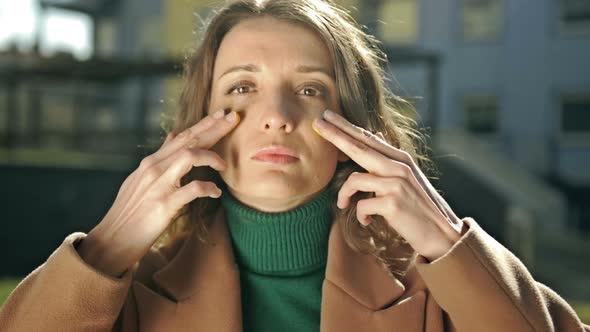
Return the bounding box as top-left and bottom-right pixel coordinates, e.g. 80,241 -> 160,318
142,208 -> 242,332
321,221 -> 429,331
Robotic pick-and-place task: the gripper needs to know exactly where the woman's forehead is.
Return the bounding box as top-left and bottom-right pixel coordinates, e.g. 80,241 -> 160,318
213,17 -> 334,80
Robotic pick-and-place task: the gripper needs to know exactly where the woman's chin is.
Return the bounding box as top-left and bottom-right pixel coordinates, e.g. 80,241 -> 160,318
244,180 -> 307,199
224,178 -> 325,212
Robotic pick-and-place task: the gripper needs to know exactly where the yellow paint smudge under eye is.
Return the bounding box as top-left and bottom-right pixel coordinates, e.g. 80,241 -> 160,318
312,122 -> 324,138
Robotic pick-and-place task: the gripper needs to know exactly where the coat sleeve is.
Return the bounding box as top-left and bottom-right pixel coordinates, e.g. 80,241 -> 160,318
415,217 -> 590,332
0,233 -> 137,332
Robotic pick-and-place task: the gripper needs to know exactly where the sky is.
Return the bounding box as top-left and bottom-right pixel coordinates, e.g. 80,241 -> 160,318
0,0 -> 93,59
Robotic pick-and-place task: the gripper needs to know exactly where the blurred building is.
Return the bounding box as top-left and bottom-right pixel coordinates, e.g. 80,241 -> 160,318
366,0 -> 590,299
363,0 -> 590,233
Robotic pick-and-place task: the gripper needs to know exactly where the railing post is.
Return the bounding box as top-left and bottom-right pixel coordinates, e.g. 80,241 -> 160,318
506,204 -> 536,270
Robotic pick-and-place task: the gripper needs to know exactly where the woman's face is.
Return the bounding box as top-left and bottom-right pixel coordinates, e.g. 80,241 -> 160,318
209,16 -> 348,212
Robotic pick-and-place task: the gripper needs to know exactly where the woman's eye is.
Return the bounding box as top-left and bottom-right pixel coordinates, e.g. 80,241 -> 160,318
298,86 -> 323,97
226,82 -> 255,95
225,82 -> 324,97
233,86 -> 251,94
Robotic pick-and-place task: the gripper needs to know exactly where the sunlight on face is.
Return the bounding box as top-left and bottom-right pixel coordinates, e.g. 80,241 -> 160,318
209,17 -> 348,212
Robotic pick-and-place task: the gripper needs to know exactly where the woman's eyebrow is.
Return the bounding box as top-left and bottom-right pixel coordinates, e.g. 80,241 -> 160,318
217,64 -> 334,80
218,64 -> 261,80
295,65 -> 335,80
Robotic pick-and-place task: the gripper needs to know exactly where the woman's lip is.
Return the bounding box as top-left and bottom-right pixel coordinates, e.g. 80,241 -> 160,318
252,147 -> 299,159
252,154 -> 299,164
251,147 -> 300,164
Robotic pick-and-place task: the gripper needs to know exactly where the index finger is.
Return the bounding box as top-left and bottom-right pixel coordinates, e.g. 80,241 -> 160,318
321,109 -> 413,165
173,108 -> 229,141
159,108 -> 240,157
191,109 -> 241,149
312,116 -> 391,175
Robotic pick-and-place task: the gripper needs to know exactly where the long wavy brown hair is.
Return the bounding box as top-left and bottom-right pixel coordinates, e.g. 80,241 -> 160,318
157,0 -> 435,277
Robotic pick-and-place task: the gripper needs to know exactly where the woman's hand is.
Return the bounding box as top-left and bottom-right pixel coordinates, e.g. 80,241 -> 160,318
77,109 -> 240,277
312,110 -> 463,262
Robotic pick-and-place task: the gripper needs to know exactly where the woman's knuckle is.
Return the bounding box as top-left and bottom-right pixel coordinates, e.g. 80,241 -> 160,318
350,141 -> 367,154
139,156 -> 153,170
189,181 -> 204,194
401,151 -> 413,164
185,136 -> 200,148
176,129 -> 190,140
179,147 -> 196,161
152,199 -> 169,216
391,181 -> 404,195
143,166 -> 160,182
194,149 -> 212,160
349,172 -> 362,181
402,164 -> 413,177
360,128 -> 372,140
386,195 -> 399,211
189,181 -> 209,196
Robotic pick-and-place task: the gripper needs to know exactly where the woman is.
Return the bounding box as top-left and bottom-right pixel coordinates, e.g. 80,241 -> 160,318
1,0 -> 587,331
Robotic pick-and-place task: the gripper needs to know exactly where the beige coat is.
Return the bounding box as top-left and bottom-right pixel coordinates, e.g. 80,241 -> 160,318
1,209 -> 588,332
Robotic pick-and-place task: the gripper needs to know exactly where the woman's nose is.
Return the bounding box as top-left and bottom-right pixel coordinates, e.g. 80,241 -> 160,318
258,91 -> 295,133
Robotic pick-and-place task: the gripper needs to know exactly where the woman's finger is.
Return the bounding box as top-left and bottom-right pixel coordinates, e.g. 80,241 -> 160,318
312,118 -> 395,175
321,109 -> 414,165
337,172 -> 409,209
168,180 -> 222,210
152,108 -> 239,164
157,148 -> 228,188
355,196 -> 399,227
162,132 -> 175,146
318,110 -> 458,224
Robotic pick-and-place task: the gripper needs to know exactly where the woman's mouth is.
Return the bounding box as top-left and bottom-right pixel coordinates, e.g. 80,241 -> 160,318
251,146 -> 300,164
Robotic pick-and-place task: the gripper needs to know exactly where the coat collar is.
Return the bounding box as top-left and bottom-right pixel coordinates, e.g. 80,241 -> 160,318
323,220 -> 408,310
152,208 -> 239,301
151,206 -> 414,311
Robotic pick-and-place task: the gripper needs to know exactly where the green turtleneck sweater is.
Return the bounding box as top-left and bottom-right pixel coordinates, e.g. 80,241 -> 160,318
220,188 -> 334,332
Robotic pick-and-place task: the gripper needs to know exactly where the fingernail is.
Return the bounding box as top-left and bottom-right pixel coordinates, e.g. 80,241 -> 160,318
225,111 -> 238,122
212,109 -> 225,119
323,109 -> 333,120
312,120 -> 324,138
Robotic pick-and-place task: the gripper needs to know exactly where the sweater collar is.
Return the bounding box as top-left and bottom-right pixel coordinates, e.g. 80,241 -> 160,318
220,187 -> 334,275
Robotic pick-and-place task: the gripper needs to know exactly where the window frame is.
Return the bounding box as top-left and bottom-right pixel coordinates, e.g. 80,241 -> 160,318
456,0 -> 505,45
558,92 -> 590,144
556,0 -> 590,37
376,0 -> 421,46
461,93 -> 500,137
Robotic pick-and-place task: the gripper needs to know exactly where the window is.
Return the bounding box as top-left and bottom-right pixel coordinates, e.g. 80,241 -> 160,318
561,94 -> 590,135
559,0 -> 590,33
138,16 -> 162,57
41,90 -> 75,133
378,0 -> 419,45
460,0 -> 503,43
96,18 -> 116,58
462,95 -> 499,134
40,8 -> 93,60
0,0 -> 38,52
